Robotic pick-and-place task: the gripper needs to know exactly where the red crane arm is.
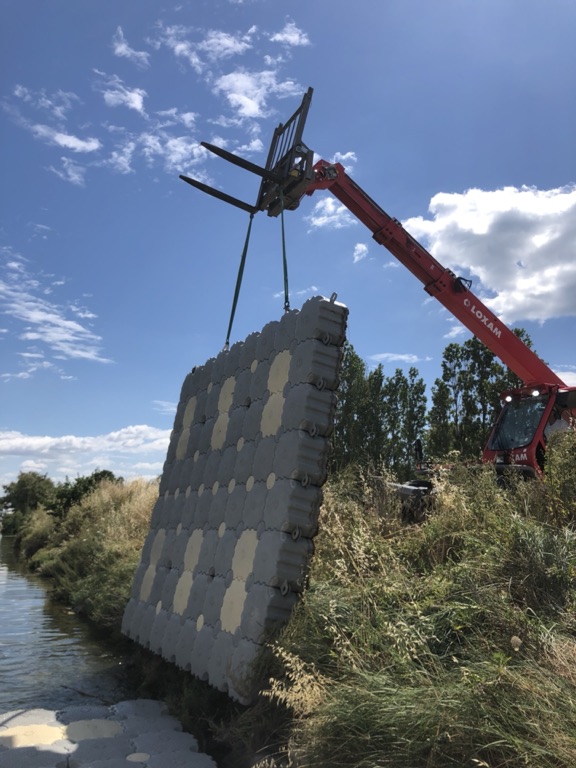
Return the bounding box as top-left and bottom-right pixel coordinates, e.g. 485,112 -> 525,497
307,160 -> 565,388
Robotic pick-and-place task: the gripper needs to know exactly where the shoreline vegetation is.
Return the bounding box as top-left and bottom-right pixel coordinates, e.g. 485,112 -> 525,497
2,431 -> 576,767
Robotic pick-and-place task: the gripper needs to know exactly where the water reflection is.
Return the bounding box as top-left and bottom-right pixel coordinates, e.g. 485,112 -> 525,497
0,535 -> 132,712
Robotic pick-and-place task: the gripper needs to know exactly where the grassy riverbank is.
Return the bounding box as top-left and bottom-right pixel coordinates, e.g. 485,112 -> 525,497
7,431 -> 576,767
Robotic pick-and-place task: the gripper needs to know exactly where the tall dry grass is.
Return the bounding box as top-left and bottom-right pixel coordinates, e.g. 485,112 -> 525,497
251,446 -> 576,768
24,478 -> 157,627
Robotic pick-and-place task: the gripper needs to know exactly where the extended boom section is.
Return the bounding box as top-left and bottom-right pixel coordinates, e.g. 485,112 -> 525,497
308,161 -> 564,388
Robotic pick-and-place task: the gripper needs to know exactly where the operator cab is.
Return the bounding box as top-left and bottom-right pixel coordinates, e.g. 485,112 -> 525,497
484,387 -> 576,477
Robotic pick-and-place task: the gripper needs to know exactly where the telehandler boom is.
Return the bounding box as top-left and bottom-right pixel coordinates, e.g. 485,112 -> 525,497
180,87 -> 576,477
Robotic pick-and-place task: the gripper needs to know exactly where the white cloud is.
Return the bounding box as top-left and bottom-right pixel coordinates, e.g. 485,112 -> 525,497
156,24 -> 204,73
213,70 -> 302,118
0,426 -> 168,456
1,359 -> 56,382
404,184 -> 576,324
331,151 -> 357,171
152,400 -> 177,415
156,108 -> 198,129
131,461 -> 165,472
48,157 -> 87,186
0,425 -> 170,484
443,323 -> 466,340
18,459 -> 49,473
273,285 -> 318,300
263,53 -> 285,67
69,303 -> 97,320
197,29 -> 254,60
555,369 -> 576,386
236,137 -> 264,154
305,197 -> 356,230
139,131 -> 207,173
208,115 -> 244,130
5,90 -> 96,182
112,26 -> 150,68
95,72 -> 148,115
353,243 -> 368,263
155,24 -> 255,73
6,22 -> 313,190
270,22 -> 310,47
28,222 -> 52,240
31,123 -> 101,153
163,137 -> 204,170
11,80 -> 205,180
106,140 -> 136,174
179,111 -> 197,129
0,251 -> 110,371
295,285 -> 319,297
13,84 -> 32,102
369,352 -> 429,365
13,85 -> 80,121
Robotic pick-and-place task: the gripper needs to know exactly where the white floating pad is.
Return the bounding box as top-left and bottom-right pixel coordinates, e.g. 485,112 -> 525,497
122,295 -> 348,702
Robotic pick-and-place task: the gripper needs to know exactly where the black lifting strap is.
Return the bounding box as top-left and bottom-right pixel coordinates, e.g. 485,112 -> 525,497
224,212 -> 254,350
280,187 -> 290,312
223,191 -> 291,349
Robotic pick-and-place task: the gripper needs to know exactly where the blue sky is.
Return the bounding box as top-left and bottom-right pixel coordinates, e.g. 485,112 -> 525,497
1,0 -> 575,487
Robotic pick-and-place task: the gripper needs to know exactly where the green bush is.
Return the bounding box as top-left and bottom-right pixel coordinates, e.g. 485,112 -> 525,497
17,506 -> 55,558
545,430 -> 576,524
0,510 -> 25,536
31,479 -> 157,628
500,517 -> 576,614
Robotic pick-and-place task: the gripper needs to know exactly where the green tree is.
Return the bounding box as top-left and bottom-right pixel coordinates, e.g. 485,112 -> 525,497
492,328 -> 536,394
402,366 -> 427,470
426,379 -> 454,458
381,369 -> 408,474
52,469 -> 122,518
381,367 -> 427,478
0,472 -> 56,535
460,336 -> 504,457
431,329 -> 537,460
330,344 -> 427,479
330,342 -> 369,470
439,342 -> 467,452
1,471 -> 56,515
363,364 -> 387,462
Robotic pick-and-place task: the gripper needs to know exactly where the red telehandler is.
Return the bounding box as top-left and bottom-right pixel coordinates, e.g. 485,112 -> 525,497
180,87 -> 576,481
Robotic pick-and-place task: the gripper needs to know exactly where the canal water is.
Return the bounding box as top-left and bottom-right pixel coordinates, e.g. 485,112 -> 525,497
0,534 -> 134,712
